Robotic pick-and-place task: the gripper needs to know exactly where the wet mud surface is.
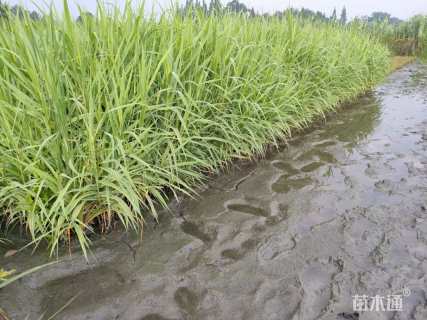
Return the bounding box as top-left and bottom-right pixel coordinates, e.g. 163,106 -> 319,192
1,63 -> 427,319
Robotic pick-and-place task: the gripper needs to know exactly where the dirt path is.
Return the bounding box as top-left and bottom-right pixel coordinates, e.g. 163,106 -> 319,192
1,63 -> 427,320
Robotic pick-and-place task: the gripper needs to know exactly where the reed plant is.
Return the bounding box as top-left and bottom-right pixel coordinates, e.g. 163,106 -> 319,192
0,1 -> 390,255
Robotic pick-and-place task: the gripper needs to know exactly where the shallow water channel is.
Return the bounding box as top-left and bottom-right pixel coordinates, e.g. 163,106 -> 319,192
1,63 -> 427,320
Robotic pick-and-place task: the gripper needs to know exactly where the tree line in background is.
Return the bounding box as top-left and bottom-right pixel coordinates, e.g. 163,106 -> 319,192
181,0 -> 349,24
0,0 -> 402,25
181,0 -> 426,57
0,0 -> 40,19
0,0 -> 426,57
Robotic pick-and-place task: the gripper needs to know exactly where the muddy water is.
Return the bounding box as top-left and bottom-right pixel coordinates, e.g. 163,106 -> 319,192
2,63 -> 427,320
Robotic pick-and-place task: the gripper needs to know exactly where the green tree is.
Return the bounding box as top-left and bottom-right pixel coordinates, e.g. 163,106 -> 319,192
226,0 -> 248,13
202,0 -> 208,14
209,0 -> 222,15
0,1 -> 8,18
340,6 -> 347,24
369,12 -> 391,23
331,7 -> 337,21
76,11 -> 94,23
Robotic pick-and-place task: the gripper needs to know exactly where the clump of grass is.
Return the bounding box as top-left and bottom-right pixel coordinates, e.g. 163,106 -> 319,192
0,2 -> 390,255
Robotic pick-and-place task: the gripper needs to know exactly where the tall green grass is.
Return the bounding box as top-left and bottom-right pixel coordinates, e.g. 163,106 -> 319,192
0,2 -> 390,255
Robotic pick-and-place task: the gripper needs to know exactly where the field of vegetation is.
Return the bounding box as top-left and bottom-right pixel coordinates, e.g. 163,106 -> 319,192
0,2 -> 392,255
363,13 -> 427,58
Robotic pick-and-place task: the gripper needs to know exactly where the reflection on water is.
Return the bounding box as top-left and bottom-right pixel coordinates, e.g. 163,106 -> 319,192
318,94 -> 382,148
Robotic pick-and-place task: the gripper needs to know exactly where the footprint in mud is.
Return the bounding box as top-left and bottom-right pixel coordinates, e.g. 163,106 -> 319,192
271,175 -> 312,193
300,162 -> 324,173
295,150 -> 317,162
364,163 -> 377,177
313,140 -> 337,148
369,233 -> 390,265
221,248 -> 242,260
180,220 -> 211,243
271,161 -> 299,176
344,175 -> 354,188
317,151 -> 337,163
258,233 -> 296,261
374,179 -> 394,194
227,203 -> 269,217
337,312 -> 359,319
296,149 -> 337,164
174,287 -> 199,318
141,314 -> 173,320
221,238 -> 258,261
40,265 -> 128,316
254,277 -> 303,320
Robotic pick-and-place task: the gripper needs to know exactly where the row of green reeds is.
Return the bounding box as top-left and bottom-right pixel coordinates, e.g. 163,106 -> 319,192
0,1 -> 390,255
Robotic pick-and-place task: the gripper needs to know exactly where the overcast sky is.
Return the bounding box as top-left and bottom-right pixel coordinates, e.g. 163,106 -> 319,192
4,0 -> 427,20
